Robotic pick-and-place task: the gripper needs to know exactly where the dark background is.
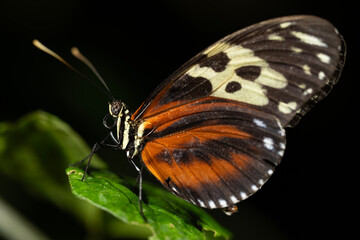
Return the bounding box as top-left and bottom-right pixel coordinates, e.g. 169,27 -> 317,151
1,0 -> 358,239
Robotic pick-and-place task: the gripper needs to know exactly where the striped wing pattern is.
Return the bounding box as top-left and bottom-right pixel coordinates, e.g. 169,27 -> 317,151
140,97 -> 285,208
130,15 -> 345,209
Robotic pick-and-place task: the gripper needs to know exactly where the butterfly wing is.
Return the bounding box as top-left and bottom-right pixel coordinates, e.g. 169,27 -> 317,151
131,15 -> 345,208
133,15 -> 345,127
140,97 -> 285,208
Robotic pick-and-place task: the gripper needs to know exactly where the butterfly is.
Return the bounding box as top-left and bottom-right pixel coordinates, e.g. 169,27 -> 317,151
34,15 -> 346,217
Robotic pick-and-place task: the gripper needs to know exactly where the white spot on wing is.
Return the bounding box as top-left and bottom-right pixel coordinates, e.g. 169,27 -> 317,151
230,195 -> 238,203
267,169 -> 274,175
263,137 -> 274,150
278,150 -> 284,156
291,31 -> 328,47
280,22 -> 292,28
278,101 -> 297,114
317,53 -> 331,63
253,118 -> 267,128
291,47 -> 302,53
278,143 -> 286,156
302,64 -> 311,75
303,88 -> 313,96
219,199 -> 227,207
298,83 -> 306,89
318,71 -> 325,80
268,33 -> 284,41
208,200 -> 216,209
198,199 -> 205,207
280,129 -> 285,136
240,192 -> 247,199
251,185 -> 258,191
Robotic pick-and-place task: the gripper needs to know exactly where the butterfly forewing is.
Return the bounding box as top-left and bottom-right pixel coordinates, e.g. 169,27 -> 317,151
133,16 -> 345,127
130,15 -> 345,209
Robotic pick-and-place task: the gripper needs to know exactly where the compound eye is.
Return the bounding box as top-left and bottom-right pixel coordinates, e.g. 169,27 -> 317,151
103,114 -> 116,129
110,100 -> 122,116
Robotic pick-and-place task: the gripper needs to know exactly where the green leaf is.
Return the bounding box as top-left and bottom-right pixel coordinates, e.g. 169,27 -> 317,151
67,167 -> 231,240
0,111 -> 107,237
1,111 -> 231,239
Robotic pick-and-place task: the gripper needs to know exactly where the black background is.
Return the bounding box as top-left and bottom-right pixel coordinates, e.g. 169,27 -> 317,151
1,0 -> 358,239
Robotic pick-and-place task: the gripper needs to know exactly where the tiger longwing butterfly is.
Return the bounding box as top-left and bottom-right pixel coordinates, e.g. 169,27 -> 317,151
34,15 -> 346,217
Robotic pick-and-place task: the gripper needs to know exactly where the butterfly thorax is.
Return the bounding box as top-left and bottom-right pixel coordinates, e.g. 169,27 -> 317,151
107,100 -> 146,159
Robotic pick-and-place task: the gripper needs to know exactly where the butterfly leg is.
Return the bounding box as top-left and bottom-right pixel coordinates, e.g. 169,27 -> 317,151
70,133 -> 121,181
135,165 -> 144,186
128,159 -> 147,222
80,143 -> 99,181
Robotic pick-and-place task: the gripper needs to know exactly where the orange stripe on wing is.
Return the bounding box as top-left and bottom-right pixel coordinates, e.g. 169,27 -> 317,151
141,127 -> 251,188
132,96 -> 258,123
152,124 -> 251,149
141,140 -> 255,204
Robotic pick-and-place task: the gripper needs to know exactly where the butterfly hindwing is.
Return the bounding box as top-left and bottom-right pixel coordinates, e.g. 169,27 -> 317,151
129,15 -> 345,209
140,97 -> 285,208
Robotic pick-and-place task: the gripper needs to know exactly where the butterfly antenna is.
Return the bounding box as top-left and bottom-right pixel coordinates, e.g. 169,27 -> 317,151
33,39 -> 114,100
71,47 -> 113,98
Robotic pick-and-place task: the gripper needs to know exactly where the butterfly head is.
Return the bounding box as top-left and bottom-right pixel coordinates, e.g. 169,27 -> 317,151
102,100 -> 126,130
108,100 -> 124,117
